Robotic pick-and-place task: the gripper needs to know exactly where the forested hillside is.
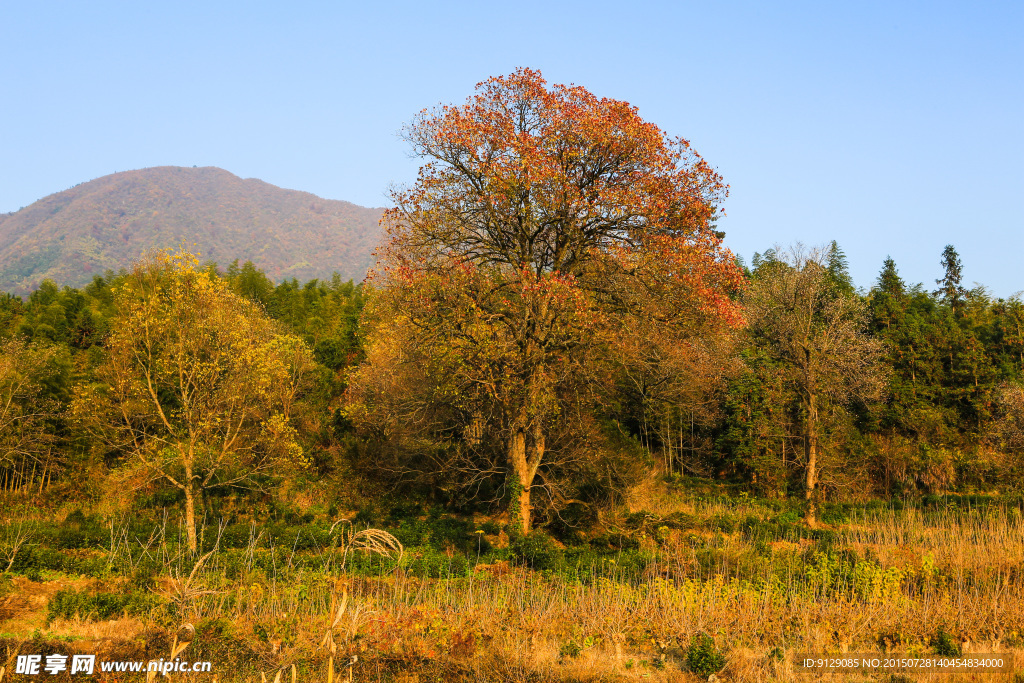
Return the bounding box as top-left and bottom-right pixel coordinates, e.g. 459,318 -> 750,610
0,166 -> 383,296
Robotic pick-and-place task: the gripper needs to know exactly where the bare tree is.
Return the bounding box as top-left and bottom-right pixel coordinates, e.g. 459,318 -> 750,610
744,244 -> 886,525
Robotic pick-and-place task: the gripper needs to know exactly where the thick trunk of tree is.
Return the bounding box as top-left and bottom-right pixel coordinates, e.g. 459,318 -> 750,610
507,423 -> 530,536
507,411 -> 546,537
804,392 -> 818,528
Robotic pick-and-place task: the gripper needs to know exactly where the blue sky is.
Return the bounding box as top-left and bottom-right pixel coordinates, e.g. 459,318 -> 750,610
2,1 -> 1021,295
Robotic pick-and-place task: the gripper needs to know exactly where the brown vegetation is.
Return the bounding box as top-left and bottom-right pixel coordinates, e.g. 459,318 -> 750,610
0,166 -> 383,296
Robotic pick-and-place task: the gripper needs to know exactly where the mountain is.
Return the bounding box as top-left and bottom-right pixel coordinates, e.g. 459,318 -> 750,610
0,166 -> 385,296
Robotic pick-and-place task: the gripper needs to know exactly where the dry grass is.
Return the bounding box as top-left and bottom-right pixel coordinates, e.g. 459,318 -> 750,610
3,503 -> 1024,682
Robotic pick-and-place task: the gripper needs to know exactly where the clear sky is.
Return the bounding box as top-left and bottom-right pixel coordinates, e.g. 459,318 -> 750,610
2,1 -> 1021,296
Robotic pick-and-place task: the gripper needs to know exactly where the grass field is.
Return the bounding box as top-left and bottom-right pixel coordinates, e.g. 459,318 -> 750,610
2,483 -> 1023,682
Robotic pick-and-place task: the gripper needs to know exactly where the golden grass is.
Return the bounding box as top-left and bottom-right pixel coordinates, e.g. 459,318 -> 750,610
4,503 -> 1024,681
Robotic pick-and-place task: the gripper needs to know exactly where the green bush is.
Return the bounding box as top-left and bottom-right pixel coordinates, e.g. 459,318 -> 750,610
131,558 -> 162,589
932,627 -> 962,657
663,511 -> 697,530
559,639 -> 582,660
47,589 -> 162,622
220,523 -> 256,549
11,546 -> 88,575
425,515 -> 475,553
589,531 -> 639,551
511,532 -> 564,571
405,547 -> 469,578
708,514 -> 737,533
686,633 -> 726,677
820,504 -> 850,525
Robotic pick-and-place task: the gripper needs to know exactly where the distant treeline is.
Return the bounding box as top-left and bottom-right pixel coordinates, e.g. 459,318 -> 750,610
1,246 -> 1022,518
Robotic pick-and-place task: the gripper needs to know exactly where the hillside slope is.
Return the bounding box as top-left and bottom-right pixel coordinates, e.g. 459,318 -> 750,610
0,166 -> 384,295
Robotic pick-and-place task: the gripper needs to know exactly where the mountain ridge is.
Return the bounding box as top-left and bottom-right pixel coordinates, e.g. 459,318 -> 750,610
0,166 -> 385,296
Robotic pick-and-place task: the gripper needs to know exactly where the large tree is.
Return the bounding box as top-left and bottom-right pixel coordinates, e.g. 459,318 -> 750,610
75,251 -> 315,551
745,245 -> 886,525
349,69 -> 743,534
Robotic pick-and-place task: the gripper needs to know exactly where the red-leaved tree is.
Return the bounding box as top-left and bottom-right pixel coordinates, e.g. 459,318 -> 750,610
348,68 -> 744,533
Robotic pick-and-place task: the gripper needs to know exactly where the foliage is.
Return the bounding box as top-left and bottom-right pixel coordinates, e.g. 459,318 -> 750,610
510,530 -> 564,571
685,633 -> 727,677
73,250 -> 317,550
931,627 -> 962,657
743,244 -> 887,523
0,337 -> 70,481
0,166 -> 382,296
46,588 -> 163,622
349,68 -> 743,533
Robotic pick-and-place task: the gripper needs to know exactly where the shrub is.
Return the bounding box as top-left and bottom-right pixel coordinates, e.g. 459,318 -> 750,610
47,589 -> 162,622
820,504 -> 850,524
559,640 -> 582,660
589,531 -> 639,551
405,547 -> 469,578
131,558 -> 162,589
686,633 -> 726,677
663,511 -> 697,530
426,516 -> 474,553
708,514 -> 737,533
932,627 -> 962,657
64,509 -> 87,525
511,532 -> 564,571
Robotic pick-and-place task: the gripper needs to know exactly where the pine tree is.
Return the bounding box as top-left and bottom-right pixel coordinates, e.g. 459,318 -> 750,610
935,245 -> 967,314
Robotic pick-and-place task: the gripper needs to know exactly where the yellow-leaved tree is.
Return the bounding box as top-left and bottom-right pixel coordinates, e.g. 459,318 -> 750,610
75,251 -> 315,551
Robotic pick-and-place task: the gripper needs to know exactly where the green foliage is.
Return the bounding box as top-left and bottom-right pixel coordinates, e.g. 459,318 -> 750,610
405,546 -> 469,578
5,237 -> 1024,535
510,531 -> 564,571
46,588 -> 162,622
685,633 -> 727,677
931,627 -> 962,657
559,639 -> 583,659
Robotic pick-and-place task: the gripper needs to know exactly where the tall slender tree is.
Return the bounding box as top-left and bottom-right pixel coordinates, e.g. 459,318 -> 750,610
935,244 -> 967,314
745,245 -> 886,525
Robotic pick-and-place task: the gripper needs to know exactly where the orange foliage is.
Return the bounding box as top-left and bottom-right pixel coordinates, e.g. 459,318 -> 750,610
355,69 -> 744,532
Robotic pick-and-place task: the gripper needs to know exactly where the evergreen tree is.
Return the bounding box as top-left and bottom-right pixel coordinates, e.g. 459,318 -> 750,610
826,240 -> 855,295
935,245 -> 967,313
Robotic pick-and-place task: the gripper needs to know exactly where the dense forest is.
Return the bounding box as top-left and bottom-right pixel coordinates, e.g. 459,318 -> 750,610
2,241 -> 1021,535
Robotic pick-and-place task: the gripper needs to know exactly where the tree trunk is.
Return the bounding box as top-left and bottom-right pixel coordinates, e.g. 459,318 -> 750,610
183,453 -> 199,552
507,414 -> 546,536
507,423 -> 530,536
804,392 -> 818,528
183,481 -> 198,552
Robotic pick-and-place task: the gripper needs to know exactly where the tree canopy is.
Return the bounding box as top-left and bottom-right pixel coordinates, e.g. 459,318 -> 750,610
74,251 -> 316,550
351,68 -> 744,533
